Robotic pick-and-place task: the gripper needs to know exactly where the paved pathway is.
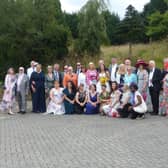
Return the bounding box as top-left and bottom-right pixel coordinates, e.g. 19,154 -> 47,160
0,112 -> 168,168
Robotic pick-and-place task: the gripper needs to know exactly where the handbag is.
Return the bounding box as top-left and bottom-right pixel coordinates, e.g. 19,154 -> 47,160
142,92 -> 147,101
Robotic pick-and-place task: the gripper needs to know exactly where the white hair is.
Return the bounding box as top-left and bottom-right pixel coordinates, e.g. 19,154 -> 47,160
149,60 -> 156,66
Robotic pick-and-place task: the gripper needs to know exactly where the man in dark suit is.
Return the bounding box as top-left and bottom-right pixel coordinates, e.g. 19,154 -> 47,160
148,60 -> 162,115
53,64 -> 63,87
75,62 -> 82,75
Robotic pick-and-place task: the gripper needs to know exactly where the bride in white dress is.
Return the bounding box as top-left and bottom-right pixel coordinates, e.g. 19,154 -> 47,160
45,81 -> 65,115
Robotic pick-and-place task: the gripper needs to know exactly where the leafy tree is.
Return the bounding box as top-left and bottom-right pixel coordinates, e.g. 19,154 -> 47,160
76,0 -> 108,56
63,12 -> 79,39
102,10 -> 120,45
0,0 -> 69,79
146,11 -> 168,40
117,5 -> 147,56
143,0 -> 168,17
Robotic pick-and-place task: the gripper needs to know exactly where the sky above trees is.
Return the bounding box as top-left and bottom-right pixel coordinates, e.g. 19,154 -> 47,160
61,0 -> 150,18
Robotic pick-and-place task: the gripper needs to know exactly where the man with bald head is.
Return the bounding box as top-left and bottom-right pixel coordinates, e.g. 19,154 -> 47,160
148,60 -> 162,115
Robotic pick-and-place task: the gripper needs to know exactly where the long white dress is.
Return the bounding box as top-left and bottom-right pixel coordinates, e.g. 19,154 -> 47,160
96,72 -> 110,93
46,88 -> 65,115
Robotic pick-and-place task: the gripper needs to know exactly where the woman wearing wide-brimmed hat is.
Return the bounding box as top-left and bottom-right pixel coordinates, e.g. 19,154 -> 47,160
135,60 -> 149,100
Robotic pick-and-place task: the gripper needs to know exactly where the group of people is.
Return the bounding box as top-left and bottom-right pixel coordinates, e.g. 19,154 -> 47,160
0,57 -> 168,120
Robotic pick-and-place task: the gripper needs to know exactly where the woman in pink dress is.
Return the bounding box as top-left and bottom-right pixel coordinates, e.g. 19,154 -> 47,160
0,68 -> 16,115
86,62 -> 98,89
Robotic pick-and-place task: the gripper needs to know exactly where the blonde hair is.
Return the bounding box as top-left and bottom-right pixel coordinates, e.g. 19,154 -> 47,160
117,64 -> 126,75
47,65 -> 53,69
89,62 -> 95,70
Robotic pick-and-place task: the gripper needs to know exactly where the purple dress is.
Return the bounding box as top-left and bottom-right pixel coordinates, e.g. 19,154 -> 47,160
85,93 -> 99,114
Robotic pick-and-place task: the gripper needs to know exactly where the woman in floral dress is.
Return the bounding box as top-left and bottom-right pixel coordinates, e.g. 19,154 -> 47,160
136,60 -> 149,100
160,73 -> 168,116
103,81 -> 121,117
46,81 -> 65,115
0,68 -> 16,115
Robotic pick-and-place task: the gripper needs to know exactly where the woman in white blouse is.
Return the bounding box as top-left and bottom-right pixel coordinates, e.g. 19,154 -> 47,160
78,66 -> 87,90
129,83 -> 147,119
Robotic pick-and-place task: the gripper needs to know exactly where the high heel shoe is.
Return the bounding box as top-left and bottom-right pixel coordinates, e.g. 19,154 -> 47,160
8,112 -> 15,115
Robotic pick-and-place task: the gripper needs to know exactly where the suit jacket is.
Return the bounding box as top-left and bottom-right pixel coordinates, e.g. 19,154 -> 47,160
75,69 -> 82,75
151,68 -> 162,91
53,71 -> 63,87
16,74 -> 29,95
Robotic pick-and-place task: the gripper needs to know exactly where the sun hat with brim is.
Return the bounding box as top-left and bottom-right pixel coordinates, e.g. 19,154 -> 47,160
135,60 -> 148,68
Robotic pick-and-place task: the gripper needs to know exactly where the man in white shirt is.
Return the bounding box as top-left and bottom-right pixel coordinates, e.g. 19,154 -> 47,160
27,61 -> 37,79
109,58 -> 118,81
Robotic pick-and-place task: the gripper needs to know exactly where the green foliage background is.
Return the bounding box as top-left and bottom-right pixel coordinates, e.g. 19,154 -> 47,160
0,0 -> 168,79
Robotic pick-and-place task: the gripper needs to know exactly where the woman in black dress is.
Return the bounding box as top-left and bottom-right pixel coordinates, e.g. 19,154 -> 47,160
75,83 -> 87,114
30,64 -> 46,113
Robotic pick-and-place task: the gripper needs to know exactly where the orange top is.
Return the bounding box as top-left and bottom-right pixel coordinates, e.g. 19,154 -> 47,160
63,73 -> 78,88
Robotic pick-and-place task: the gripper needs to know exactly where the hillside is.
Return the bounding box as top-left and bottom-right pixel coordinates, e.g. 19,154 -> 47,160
67,40 -> 168,68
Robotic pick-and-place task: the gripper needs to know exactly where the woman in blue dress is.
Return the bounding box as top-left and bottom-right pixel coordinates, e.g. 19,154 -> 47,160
124,67 -> 137,86
30,64 -> 46,113
63,81 -> 76,114
85,84 -> 99,114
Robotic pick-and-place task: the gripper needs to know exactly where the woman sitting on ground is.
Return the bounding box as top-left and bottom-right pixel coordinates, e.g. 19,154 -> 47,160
63,80 -> 76,114
103,81 -> 121,117
119,83 -> 147,119
85,84 -> 99,114
117,85 -> 131,118
45,80 -> 65,115
99,84 -> 110,115
75,84 -> 87,114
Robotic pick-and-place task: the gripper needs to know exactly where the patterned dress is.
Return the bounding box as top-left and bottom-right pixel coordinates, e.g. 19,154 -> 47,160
137,69 -> 149,101
86,69 -> 98,86
99,91 -> 110,113
0,74 -> 16,110
137,70 -> 148,94
160,74 -> 168,115
103,90 -> 121,116
46,88 -> 65,115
